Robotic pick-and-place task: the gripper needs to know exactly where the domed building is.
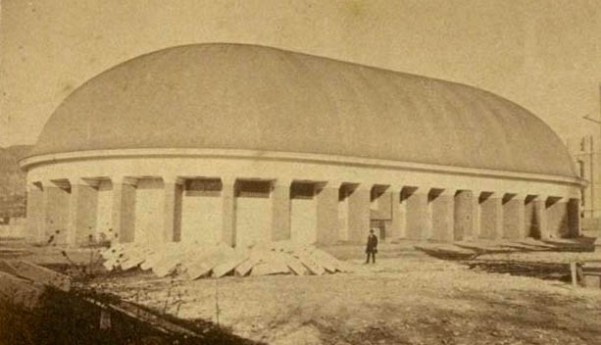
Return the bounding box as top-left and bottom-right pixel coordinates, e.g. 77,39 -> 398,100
20,43 -> 583,247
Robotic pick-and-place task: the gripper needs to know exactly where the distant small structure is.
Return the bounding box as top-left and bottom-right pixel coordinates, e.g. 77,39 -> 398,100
0,193 -> 27,238
0,216 -> 26,238
0,193 -> 27,218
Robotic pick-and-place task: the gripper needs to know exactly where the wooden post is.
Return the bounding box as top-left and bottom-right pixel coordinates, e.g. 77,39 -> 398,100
570,262 -> 578,287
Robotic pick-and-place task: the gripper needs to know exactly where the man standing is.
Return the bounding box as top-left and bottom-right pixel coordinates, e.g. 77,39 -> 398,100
365,229 -> 378,264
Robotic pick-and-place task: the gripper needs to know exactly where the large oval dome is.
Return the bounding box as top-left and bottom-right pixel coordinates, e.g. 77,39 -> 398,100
29,43 -> 576,177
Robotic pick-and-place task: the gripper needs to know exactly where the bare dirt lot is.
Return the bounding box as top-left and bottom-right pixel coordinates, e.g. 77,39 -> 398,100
89,250 -> 601,345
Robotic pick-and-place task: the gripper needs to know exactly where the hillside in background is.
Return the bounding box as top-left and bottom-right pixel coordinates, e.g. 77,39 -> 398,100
0,145 -> 32,217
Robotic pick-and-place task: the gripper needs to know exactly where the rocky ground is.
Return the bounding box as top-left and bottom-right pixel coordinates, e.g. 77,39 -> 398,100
88,248 -> 601,345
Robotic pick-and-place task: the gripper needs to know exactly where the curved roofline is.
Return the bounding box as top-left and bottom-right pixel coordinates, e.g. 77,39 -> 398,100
19,148 -> 586,188
36,42 -> 553,147
27,43 -> 577,178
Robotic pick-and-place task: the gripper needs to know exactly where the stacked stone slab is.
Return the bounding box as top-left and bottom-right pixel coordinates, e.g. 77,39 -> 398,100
100,241 -> 352,279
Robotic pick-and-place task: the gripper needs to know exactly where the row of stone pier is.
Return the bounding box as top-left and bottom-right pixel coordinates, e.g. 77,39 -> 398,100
26,176 -> 580,246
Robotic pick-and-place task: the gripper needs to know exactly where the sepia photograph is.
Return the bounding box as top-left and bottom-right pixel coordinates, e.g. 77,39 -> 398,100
0,1 -> 600,344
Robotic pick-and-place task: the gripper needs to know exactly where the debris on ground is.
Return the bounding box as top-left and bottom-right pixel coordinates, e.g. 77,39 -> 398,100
476,251 -> 601,264
100,241 -> 354,279
0,256 -> 263,344
2,238 -> 600,344
90,253 -> 601,345
414,237 -> 595,260
414,242 -> 478,260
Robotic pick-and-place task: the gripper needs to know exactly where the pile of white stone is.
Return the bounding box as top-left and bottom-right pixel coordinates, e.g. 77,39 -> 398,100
100,241 -> 353,280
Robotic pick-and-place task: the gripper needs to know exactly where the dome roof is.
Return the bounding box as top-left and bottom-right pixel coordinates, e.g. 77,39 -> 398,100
29,43 -> 576,177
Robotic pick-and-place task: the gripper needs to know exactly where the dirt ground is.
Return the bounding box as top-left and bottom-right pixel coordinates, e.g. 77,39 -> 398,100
89,250 -> 601,345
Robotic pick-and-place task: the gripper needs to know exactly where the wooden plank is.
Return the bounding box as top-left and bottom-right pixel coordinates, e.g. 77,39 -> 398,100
500,242 -> 549,251
12,260 -> 71,291
309,250 -> 337,273
140,246 -> 177,271
316,249 -> 353,272
0,259 -> 19,276
297,253 -> 325,275
570,262 -> 578,287
152,250 -> 193,278
0,248 -> 31,257
213,253 -> 248,278
185,249 -> 224,280
120,257 -> 145,271
414,243 -> 476,254
284,255 -> 308,276
414,245 -> 472,259
120,248 -> 148,270
234,257 -> 257,277
454,242 -> 513,253
235,249 -> 278,277
152,259 -> 179,278
0,271 -> 45,309
83,296 -> 200,337
516,239 -> 557,249
251,261 -> 290,276
140,257 -> 155,271
103,257 -> 118,271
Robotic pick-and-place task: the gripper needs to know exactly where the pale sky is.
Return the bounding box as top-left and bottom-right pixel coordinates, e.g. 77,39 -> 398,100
1,0 -> 600,147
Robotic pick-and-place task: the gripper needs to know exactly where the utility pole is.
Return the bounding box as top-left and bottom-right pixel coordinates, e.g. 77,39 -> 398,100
582,113 -> 599,220
583,113 -> 600,220
597,83 -> 601,250
582,84 -> 601,250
